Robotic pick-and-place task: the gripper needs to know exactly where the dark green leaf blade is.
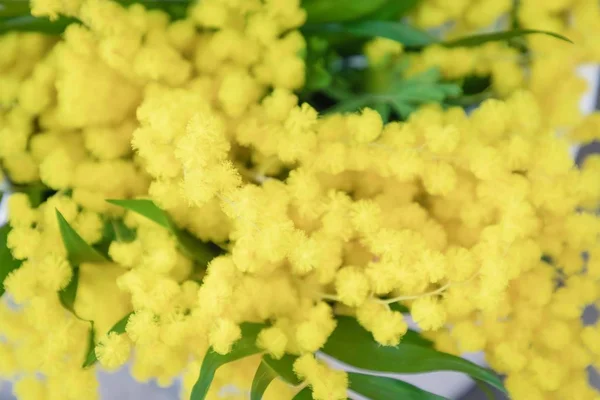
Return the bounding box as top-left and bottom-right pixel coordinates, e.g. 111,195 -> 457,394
363,0 -> 421,20
0,15 -> 77,34
190,323 -> 265,400
292,387 -> 313,400
322,316 -> 506,393
107,199 -> 222,266
302,0 -> 388,24
58,266 -> 80,313
250,359 -> 279,400
106,199 -> 170,229
82,322 -> 96,368
0,224 -> 22,297
348,373 -> 447,400
82,312 -> 133,368
303,21 -> 437,48
444,29 -> 572,48
403,329 -> 434,348
263,354 -> 301,385
56,210 -> 108,265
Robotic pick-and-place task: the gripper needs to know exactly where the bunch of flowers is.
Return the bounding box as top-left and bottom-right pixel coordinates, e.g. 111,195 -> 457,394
0,1 -> 599,400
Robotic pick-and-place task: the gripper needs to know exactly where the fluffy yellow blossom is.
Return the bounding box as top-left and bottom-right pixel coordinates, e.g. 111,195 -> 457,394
411,296 -> 447,331
257,326 -> 288,360
95,332 -> 132,370
210,319 -> 241,355
293,354 -> 348,400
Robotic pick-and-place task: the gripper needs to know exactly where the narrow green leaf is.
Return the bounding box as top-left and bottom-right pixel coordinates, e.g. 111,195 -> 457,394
263,354 -> 302,385
302,0 -> 388,24
292,387 -> 313,400
82,322 -> 96,368
322,316 -> 506,393
250,360 -> 279,400
106,199 -> 170,229
403,330 -> 434,348
476,380 -> 497,400
107,199 -> 222,266
0,224 -> 22,297
348,373 -> 447,400
58,266 -> 80,313
173,229 -> 220,266
303,21 -> 437,48
190,323 -> 265,400
389,99 -> 415,119
325,94 -> 373,114
363,0 -> 421,20
83,312 -> 133,368
389,302 -> 410,313
107,199 -> 221,259
0,1 -> 31,17
372,102 -> 391,123
443,29 -> 572,48
0,15 -> 77,34
56,210 -> 108,265
112,219 -> 137,243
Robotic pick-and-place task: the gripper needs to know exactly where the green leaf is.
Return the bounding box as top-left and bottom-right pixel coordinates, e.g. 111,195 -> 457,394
263,354 -> 302,385
322,316 -> 506,393
476,380 -> 497,400
403,330 -> 435,348
0,224 -> 22,297
302,0 -> 388,24
292,387 -> 313,400
389,99 -> 415,119
0,1 -> 31,17
325,94 -> 373,114
363,0 -> 422,20
190,323 -> 265,400
303,21 -> 437,48
111,219 -> 137,243
0,15 -> 77,34
348,373 -> 447,400
58,266 -> 80,313
83,312 -> 133,368
56,210 -> 108,265
250,359 -> 279,400
443,29 -> 572,48
107,199 -> 170,228
372,102 -> 391,123
82,322 -> 96,368
107,199 -> 222,266
9,182 -> 53,208
389,302 -> 410,313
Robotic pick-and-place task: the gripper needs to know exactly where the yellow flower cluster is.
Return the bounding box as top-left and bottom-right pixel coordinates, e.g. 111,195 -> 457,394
0,1 -> 599,400
410,0 -> 600,127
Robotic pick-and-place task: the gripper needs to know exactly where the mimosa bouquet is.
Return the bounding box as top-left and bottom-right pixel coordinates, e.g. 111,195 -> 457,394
0,1 -> 599,399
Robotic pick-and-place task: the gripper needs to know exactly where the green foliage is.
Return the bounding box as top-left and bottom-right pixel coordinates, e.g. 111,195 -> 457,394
0,224 -> 22,297
303,20 -> 436,48
322,316 -> 506,393
302,0 -> 388,24
292,387 -> 313,399
325,67 -> 462,119
0,0 -> 190,34
348,373 -> 447,400
190,323 -> 264,400
250,359 -> 279,400
443,29 -> 572,48
55,211 -> 115,367
83,312 -> 133,367
56,210 -> 108,265
58,266 -> 80,313
107,199 -> 222,266
363,0 -> 421,21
